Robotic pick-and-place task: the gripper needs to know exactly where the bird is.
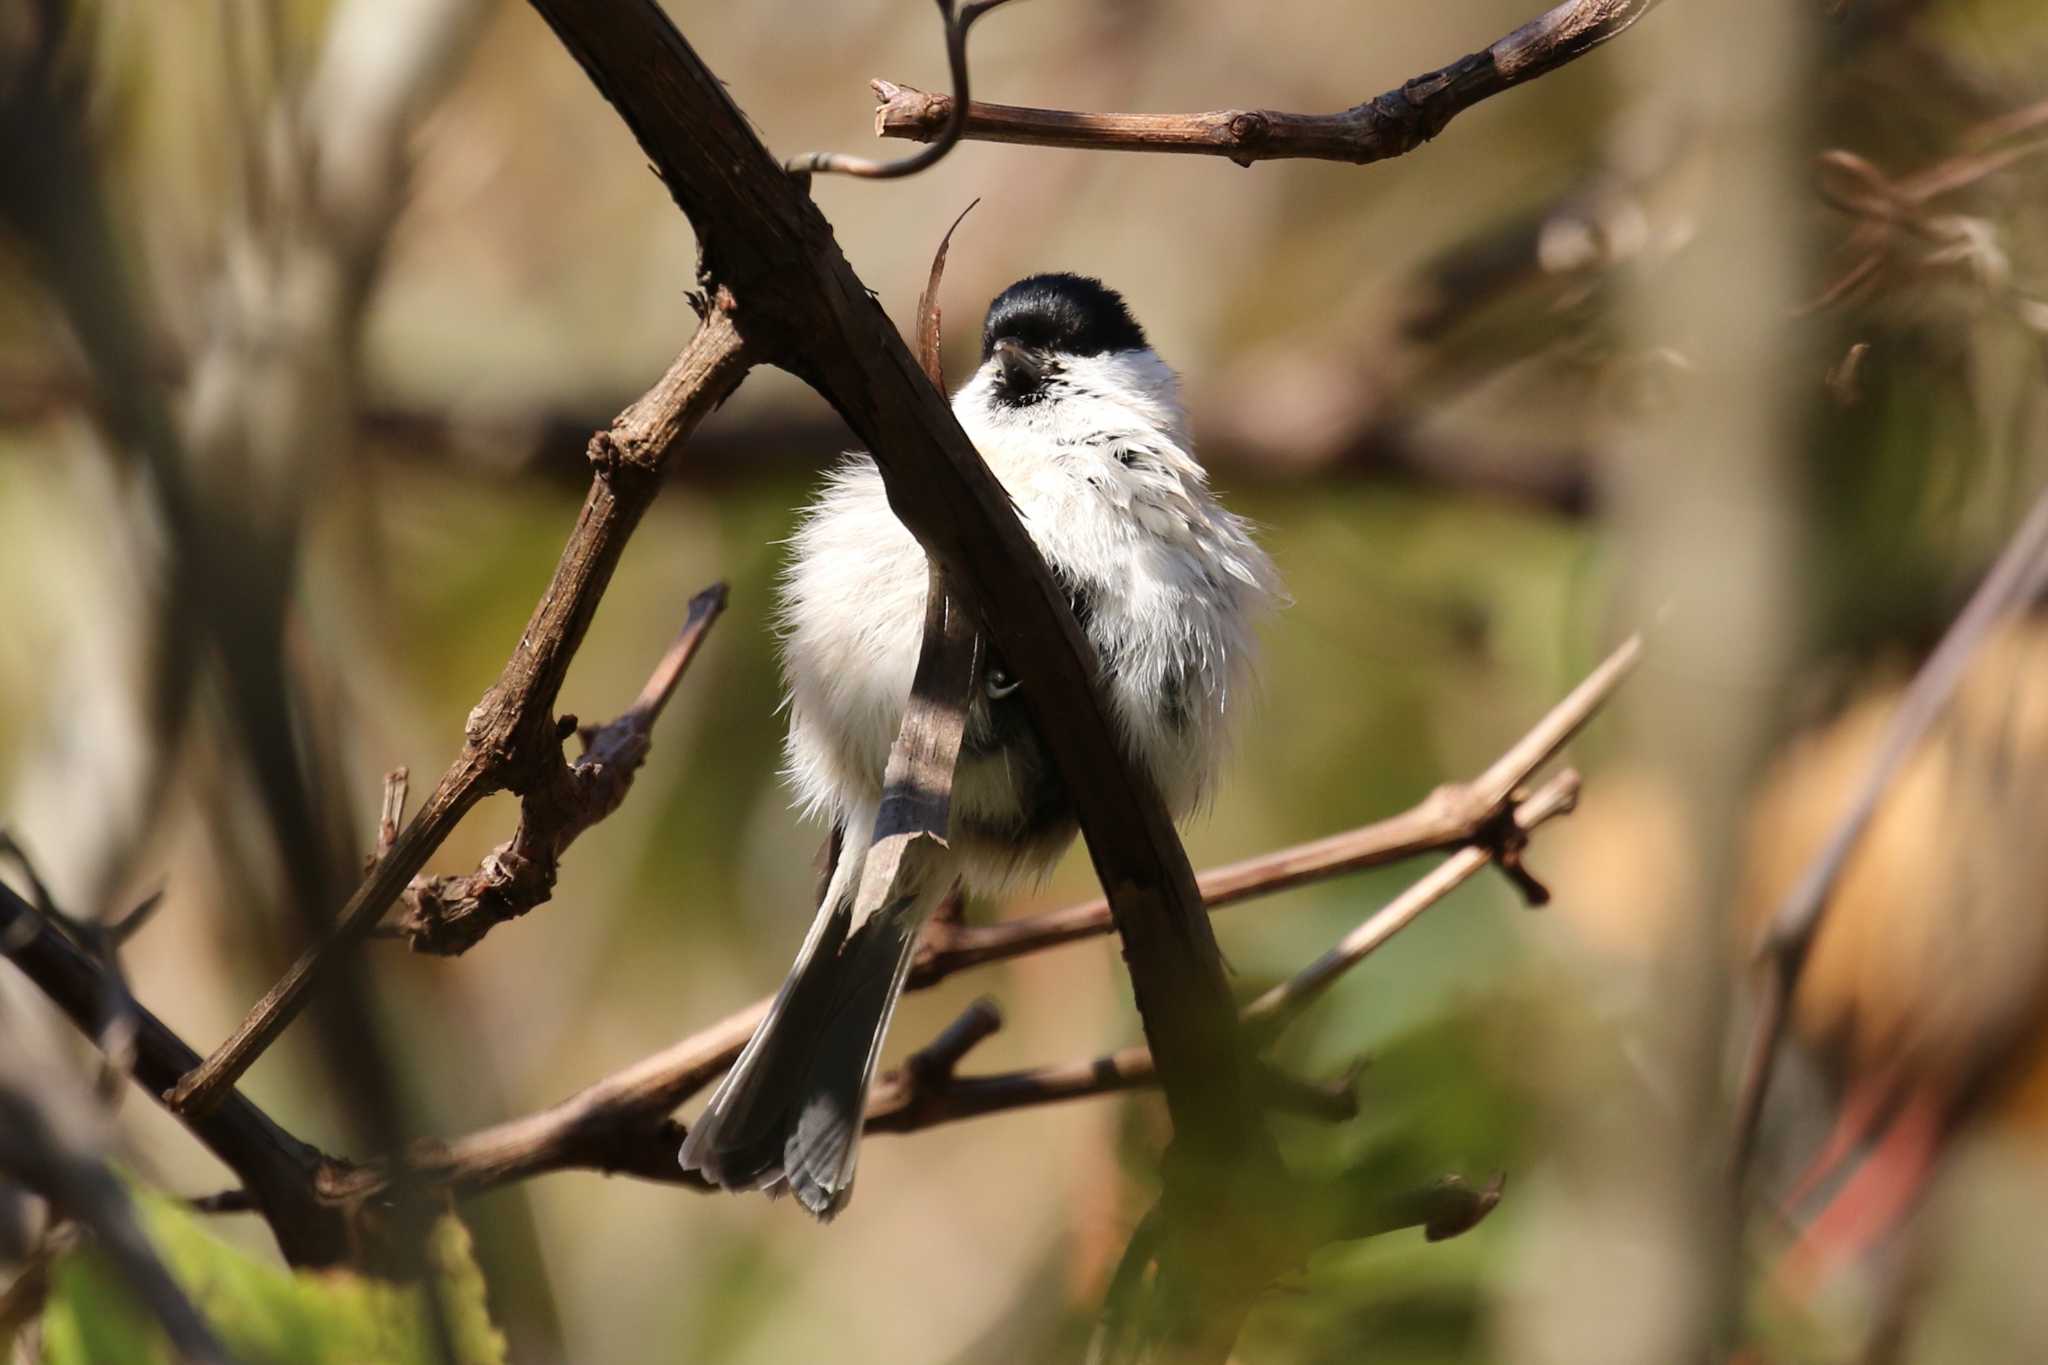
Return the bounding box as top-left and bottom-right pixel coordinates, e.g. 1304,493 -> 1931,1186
678,273 -> 1281,1219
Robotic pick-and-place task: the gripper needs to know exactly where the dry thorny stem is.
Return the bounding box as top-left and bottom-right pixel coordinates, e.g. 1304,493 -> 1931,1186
1729,480 -> 2048,1182
871,0 -> 1666,167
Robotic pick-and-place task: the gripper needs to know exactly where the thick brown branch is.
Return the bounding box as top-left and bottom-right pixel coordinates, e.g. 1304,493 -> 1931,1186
168,307 -> 753,1118
872,0 -> 1664,167
0,878 -> 350,1264
394,581 -> 728,954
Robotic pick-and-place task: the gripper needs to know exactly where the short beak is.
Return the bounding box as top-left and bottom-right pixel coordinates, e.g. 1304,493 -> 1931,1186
993,338 -> 1046,391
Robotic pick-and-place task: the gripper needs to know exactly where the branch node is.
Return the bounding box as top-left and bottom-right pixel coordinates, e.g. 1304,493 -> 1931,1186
907,997 -> 1004,1089
394,583 -> 727,956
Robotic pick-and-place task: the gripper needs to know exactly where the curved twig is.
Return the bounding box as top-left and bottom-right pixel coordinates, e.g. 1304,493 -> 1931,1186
786,0 -> 1022,179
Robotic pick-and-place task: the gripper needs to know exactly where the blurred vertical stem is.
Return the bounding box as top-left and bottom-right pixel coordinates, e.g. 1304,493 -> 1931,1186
1500,2 -> 1812,1361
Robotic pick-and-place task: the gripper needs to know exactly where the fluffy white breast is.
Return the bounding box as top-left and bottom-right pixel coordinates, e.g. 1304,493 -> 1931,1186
776,346 -> 1280,888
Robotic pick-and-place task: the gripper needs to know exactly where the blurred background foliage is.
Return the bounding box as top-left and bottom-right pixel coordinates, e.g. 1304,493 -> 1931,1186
3,0 -> 2048,1361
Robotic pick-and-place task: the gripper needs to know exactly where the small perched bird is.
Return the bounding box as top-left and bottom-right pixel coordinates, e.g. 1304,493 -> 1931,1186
679,274 -> 1280,1218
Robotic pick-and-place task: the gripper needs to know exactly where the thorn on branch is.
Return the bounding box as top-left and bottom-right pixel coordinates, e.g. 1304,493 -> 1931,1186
105,887 -> 166,947
914,198 -> 979,390
1479,788 -> 1568,908
1256,1059 -> 1360,1122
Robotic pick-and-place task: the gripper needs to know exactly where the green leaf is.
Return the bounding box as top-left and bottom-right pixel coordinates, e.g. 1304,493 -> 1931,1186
41,1187 -> 507,1365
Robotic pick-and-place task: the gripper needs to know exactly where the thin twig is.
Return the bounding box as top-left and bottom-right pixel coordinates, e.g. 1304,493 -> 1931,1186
787,0 -> 1022,179
1242,770 -> 1580,1038
814,204 -> 987,1004
1730,481 -> 2048,1182
915,632 -> 1640,982
872,0 -> 1665,167
866,1033 -> 1360,1134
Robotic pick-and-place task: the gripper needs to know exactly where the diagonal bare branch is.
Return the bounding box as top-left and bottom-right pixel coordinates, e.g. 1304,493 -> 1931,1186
0,875 -> 349,1264
1730,480 -> 2048,1182
1241,770 -> 1580,1039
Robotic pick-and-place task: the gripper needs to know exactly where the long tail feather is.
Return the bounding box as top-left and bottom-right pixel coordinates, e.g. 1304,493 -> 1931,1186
680,816 -> 949,1219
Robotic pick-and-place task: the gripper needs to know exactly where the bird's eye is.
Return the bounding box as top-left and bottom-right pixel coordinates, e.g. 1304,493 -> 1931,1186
986,666 -> 1020,700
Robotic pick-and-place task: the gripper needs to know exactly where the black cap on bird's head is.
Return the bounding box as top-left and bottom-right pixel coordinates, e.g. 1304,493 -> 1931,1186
980,274 -> 1148,405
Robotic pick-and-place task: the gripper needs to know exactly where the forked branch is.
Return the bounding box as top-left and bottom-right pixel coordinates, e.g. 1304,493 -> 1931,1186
394,581 -> 729,953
